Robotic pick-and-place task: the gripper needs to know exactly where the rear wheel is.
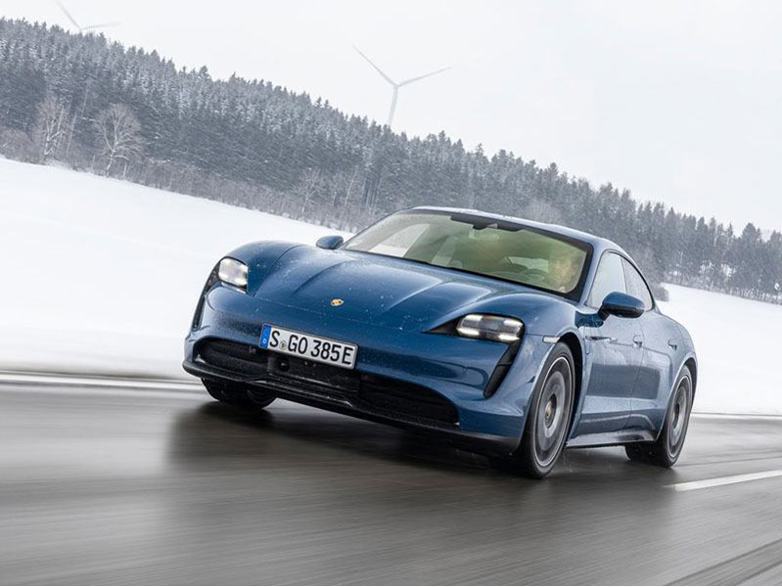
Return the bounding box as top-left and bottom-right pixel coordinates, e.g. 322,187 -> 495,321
492,343 -> 575,479
626,366 -> 692,467
202,379 -> 276,412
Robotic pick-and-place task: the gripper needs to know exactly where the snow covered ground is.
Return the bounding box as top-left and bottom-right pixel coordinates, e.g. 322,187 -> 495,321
658,285 -> 782,414
1,158 -> 780,414
0,158 -> 343,379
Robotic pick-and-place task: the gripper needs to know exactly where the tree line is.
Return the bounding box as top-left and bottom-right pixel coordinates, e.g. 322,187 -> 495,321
1,18 -> 780,303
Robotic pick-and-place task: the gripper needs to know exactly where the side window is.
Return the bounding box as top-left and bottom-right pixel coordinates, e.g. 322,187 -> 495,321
587,253 -> 626,308
622,258 -> 654,310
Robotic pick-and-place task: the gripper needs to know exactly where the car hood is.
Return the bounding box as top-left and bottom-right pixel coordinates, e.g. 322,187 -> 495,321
253,245 -> 562,331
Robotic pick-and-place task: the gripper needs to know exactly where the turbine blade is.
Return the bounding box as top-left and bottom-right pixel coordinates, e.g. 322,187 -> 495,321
82,22 -> 121,31
55,0 -> 82,30
353,45 -> 396,86
398,66 -> 450,87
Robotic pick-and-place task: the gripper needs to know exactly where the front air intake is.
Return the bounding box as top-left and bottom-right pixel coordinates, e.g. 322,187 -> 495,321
195,338 -> 459,425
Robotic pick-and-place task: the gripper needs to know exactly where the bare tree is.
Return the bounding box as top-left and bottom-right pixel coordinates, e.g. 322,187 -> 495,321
296,168 -> 322,217
33,94 -> 71,163
94,104 -> 143,176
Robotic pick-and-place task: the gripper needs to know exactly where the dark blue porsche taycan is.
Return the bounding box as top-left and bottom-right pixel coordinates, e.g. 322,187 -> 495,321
184,207 -> 697,478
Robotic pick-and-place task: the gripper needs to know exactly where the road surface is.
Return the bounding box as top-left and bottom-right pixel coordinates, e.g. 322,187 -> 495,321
1,378 -> 782,584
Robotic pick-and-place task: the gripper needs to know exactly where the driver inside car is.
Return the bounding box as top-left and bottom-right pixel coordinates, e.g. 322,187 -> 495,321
546,248 -> 582,292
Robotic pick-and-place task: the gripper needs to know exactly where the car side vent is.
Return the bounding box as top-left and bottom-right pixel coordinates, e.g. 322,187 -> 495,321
483,340 -> 522,398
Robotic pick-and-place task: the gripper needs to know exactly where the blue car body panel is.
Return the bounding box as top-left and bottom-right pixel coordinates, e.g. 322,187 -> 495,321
184,207 -> 697,455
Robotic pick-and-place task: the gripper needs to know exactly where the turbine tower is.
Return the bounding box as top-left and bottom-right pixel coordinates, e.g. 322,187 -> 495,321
55,1 -> 119,33
354,46 -> 449,128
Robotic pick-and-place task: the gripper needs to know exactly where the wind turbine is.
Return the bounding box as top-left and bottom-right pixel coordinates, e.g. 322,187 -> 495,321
55,1 -> 120,34
354,46 -> 449,128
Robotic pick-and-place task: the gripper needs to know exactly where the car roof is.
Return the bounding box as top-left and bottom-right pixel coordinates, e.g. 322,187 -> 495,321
407,206 -> 627,258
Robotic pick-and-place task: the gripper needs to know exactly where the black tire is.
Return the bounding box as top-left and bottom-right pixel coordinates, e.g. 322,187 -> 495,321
202,379 -> 276,412
625,366 -> 693,467
492,342 -> 576,479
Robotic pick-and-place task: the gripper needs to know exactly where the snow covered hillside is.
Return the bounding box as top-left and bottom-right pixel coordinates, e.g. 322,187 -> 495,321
658,285 -> 782,414
1,158 -> 779,414
0,159 -> 343,379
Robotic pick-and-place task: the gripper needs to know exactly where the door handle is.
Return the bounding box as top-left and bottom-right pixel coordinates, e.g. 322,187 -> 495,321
587,335 -> 616,343
667,339 -> 678,350
633,334 -> 644,347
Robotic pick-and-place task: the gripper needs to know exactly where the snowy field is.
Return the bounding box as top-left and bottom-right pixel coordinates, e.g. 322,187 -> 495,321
658,285 -> 782,414
0,158 -> 343,379
1,158 -> 780,414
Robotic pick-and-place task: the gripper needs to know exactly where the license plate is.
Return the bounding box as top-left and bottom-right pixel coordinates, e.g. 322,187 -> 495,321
259,324 -> 357,369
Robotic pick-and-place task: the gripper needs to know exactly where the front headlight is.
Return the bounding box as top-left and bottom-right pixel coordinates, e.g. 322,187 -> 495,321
217,257 -> 248,291
456,314 -> 524,343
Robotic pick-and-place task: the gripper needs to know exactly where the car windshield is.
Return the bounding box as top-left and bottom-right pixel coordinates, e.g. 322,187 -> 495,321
343,211 -> 591,296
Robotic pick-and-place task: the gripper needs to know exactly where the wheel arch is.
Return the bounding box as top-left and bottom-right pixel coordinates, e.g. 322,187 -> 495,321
683,356 -> 698,397
557,331 -> 585,437
652,354 -> 698,442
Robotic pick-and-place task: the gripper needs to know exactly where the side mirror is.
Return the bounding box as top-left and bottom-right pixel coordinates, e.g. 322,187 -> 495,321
316,235 -> 344,250
599,291 -> 645,319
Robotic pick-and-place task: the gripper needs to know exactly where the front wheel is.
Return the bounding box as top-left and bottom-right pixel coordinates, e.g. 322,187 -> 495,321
626,366 -> 693,467
492,342 -> 575,479
202,379 -> 276,412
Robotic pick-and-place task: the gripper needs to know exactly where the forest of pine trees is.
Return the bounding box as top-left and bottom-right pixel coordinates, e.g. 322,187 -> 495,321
1,18 -> 780,303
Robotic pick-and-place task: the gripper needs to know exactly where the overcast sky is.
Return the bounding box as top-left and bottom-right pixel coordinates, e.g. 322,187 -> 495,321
4,0 -> 782,231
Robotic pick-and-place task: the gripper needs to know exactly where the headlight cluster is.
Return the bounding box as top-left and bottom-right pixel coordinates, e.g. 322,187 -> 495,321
456,314 -> 523,343
217,257 -> 248,291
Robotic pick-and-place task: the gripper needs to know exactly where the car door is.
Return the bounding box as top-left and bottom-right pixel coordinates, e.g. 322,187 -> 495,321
574,252 -> 643,437
621,258 -> 675,437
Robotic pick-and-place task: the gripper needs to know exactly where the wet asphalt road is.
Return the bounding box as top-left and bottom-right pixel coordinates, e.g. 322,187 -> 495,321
2,381 -> 782,585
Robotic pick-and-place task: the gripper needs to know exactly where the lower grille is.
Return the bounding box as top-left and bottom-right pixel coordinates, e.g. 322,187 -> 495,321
197,338 -> 268,377
195,338 -> 458,426
357,374 -> 458,426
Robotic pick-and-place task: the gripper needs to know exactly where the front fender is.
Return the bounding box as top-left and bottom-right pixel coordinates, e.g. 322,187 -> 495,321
535,327 -> 592,441
484,324 -> 587,450
226,241 -> 304,294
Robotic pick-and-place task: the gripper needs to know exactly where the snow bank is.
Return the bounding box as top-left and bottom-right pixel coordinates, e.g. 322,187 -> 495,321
1,158 -> 779,414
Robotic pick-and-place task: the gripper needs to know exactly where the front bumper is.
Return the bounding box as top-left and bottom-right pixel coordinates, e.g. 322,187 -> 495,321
184,284 -> 554,455
183,355 -> 517,455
